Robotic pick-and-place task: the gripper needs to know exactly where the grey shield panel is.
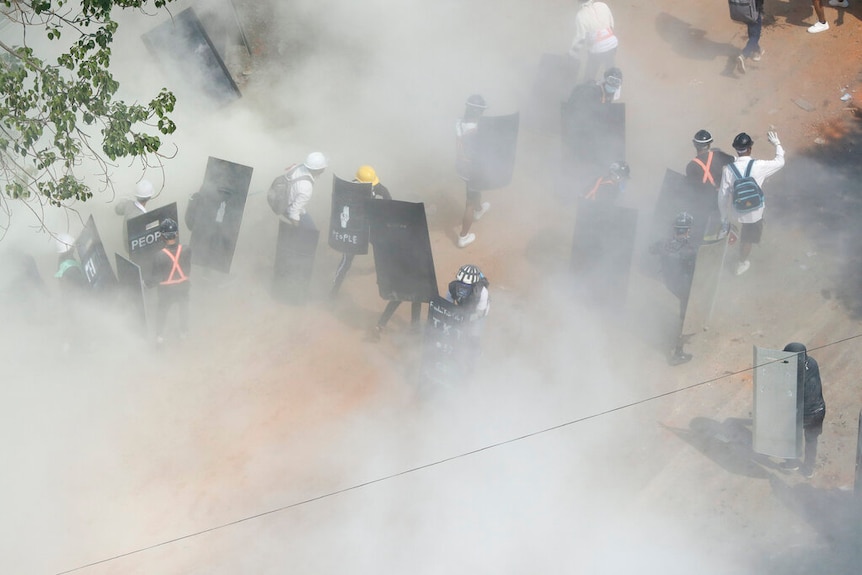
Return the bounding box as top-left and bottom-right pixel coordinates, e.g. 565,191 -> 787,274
142,7 -> 241,107
570,203 -> 638,307
186,157 -> 253,273
115,254 -> 148,333
367,200 -> 437,302
272,221 -> 319,305
682,235 -> 730,333
422,296 -> 469,387
856,410 -> 862,496
329,175 -> 373,255
77,215 -> 117,293
652,168 -> 722,244
753,346 -> 803,459
472,113 -> 520,191
522,53 -> 580,135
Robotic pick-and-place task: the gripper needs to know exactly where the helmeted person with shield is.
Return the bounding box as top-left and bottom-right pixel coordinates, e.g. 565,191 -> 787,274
445,264 -> 490,369
148,218 -> 191,345
330,165 -> 392,298
268,152 -> 328,228
780,342 -> 826,478
583,160 -> 629,203
115,179 -> 155,252
455,95 -> 491,248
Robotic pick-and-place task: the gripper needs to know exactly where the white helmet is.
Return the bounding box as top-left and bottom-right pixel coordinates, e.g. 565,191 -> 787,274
135,179 -> 154,199
56,233 -> 76,254
304,152 -> 327,171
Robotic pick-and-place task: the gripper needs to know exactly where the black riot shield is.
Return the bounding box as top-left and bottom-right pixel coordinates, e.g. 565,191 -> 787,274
561,99 -> 625,177
421,296 -> 470,388
753,346 -> 804,459
570,203 -> 637,307
272,221 -> 320,305
522,53 -> 580,134
115,254 -> 148,333
127,203 -> 179,275
367,200 -> 437,302
142,7 -> 241,107
472,113 -> 520,192
329,175 -> 373,255
186,157 -> 253,273
77,215 -> 116,293
651,168 -> 721,245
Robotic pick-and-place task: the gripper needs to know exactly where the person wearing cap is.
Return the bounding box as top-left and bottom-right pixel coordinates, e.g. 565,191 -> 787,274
268,152 -> 327,229
718,130 -> 785,276
686,130 -> 734,236
330,165 -> 392,298
569,0 -> 619,83
147,218 -> 191,345
115,179 -> 155,252
456,94 -> 491,249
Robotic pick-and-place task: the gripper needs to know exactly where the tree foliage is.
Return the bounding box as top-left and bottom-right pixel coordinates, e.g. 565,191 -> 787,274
0,0 -> 178,232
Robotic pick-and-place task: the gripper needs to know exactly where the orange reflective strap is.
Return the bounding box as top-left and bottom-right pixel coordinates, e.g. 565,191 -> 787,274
585,177 -> 610,200
692,151 -> 715,186
159,245 -> 188,285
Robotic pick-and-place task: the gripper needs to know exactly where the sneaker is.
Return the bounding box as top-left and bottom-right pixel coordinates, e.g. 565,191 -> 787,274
807,20 -> 829,33
457,232 -> 476,248
736,260 -> 750,276
473,202 -> 491,221
668,350 -> 693,366
366,326 -> 383,342
752,48 -> 765,62
828,0 -> 849,7
800,466 -> 815,479
779,459 -> 800,471
736,54 -> 746,74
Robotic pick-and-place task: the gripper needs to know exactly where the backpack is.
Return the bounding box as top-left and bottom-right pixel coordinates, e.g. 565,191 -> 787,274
729,0 -> 759,25
266,164 -> 312,216
729,160 -> 764,213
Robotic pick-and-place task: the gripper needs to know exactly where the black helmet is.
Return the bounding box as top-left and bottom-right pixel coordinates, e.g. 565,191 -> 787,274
160,218 -> 179,240
604,67 -> 623,89
693,129 -> 713,146
609,161 -> 630,181
732,132 -> 754,151
783,342 -> 808,359
465,94 -> 487,110
456,264 -> 483,285
674,212 -> 693,233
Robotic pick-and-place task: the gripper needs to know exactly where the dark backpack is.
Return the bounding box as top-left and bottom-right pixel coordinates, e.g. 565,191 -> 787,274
267,164 -> 312,216
729,160 -> 764,213
729,0 -> 759,25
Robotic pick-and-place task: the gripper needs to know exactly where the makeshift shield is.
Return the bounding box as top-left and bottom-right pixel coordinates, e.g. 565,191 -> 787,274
682,234 -> 730,333
522,53 -> 580,134
186,157 -> 253,273
570,203 -> 638,306
142,7 -> 241,107
752,346 -> 803,459
77,216 -> 116,293
422,296 -> 470,387
115,253 -> 148,333
472,113 -> 520,191
856,410 -> 862,496
272,221 -> 319,305
329,175 -> 373,255
127,203 -> 179,275
367,200 -> 437,302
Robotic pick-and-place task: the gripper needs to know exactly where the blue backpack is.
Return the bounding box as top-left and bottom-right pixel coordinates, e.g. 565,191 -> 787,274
729,160 -> 764,213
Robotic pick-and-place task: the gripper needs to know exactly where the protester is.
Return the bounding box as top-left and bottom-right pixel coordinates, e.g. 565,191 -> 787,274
114,179 -> 154,252
148,218 -> 191,345
455,94 -> 491,248
267,152 -> 327,228
569,0 -> 619,82
781,342 -> 826,478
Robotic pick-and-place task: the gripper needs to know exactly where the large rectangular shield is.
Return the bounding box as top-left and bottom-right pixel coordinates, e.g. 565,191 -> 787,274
77,215 -> 116,293
272,222 -> 319,305
856,410 -> 862,497
329,175 -> 373,255
681,235 -> 730,333
422,296 -> 469,387
142,7 -> 241,107
753,346 -> 803,459
115,254 -> 148,333
367,200 -> 437,302
562,101 -> 625,172
652,168 -> 722,244
186,157 -> 253,273
522,53 -> 580,134
570,203 -> 637,306
472,113 -> 520,192
127,202 -> 179,266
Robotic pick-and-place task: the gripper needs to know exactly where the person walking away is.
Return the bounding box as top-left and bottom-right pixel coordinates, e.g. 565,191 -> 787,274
456,94 -> 491,248
718,130 -> 784,276
686,129 -> 734,235
267,152 -> 328,229
570,0 -> 618,82
330,165 -> 392,298
148,218 -> 191,345
583,161 -> 629,203
735,0 -> 764,73
781,342 -> 826,478
808,0 -> 830,33
115,179 -> 154,252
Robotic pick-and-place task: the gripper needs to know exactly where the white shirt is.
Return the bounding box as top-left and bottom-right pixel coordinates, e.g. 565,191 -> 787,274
287,164 -> 317,222
718,145 -> 785,223
571,1 -> 618,55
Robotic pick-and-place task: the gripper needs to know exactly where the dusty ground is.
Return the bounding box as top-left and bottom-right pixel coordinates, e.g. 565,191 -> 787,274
2,0 -> 862,574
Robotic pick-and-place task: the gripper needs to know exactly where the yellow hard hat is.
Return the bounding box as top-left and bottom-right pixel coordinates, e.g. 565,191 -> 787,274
355,165 -> 379,186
